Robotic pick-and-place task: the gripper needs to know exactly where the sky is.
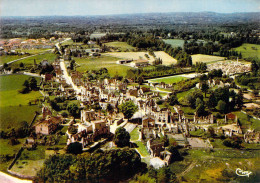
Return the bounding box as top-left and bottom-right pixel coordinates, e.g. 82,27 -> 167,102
1,0 -> 260,16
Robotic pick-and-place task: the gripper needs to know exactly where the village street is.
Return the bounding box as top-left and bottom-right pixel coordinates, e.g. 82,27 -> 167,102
59,59 -> 81,94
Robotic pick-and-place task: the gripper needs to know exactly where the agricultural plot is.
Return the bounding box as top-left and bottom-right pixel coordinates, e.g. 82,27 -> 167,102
233,43 -> 260,59
104,51 -> 177,65
104,41 -> 135,51
16,48 -> 52,54
191,54 -> 225,64
163,39 -> 185,48
74,55 -> 130,76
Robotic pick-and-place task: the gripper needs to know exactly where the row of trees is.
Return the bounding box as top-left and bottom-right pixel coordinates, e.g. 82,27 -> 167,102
35,148 -> 144,182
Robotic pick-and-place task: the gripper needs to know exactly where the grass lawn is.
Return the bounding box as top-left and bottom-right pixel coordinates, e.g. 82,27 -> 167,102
135,141 -> 150,157
233,43 -> 260,59
75,55 -> 130,76
191,54 -> 225,64
0,55 -> 29,65
0,139 -> 25,155
130,127 -> 140,141
163,39 -> 185,48
148,76 -> 188,84
104,41 -> 135,51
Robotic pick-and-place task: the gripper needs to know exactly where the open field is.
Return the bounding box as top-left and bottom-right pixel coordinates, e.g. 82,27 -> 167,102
163,39 -> 185,48
191,54 -> 225,64
75,55 -> 130,76
104,51 -> 177,65
90,33 -> 107,39
12,52 -> 57,66
0,55 -> 29,65
16,48 -> 52,54
0,74 -> 42,130
148,75 -> 187,84
104,41 -> 135,51
233,43 -> 260,59
0,74 -> 42,107
0,105 -> 40,130
135,141 -> 150,157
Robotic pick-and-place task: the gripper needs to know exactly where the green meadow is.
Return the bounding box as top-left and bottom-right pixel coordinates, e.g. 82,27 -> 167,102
148,75 -> 188,84
74,55 -> 130,76
163,39 -> 185,48
104,41 -> 135,51
0,74 -> 42,130
233,43 -> 260,59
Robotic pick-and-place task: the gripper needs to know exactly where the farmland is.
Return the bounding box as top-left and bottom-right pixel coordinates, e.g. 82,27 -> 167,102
104,41 -> 135,51
233,43 -> 260,59
74,55 -> 130,76
163,39 -> 185,48
104,51 -> 177,65
191,54 -> 225,64
16,48 -> 52,54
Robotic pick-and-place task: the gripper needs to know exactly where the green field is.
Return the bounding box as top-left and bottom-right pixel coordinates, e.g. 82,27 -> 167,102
163,39 -> 185,48
90,33 -> 107,39
104,41 -> 135,51
12,52 -> 57,66
135,141 -> 150,157
0,55 -> 29,65
234,43 -> 260,59
75,55 -> 131,76
16,48 -> 52,54
148,75 -> 188,84
0,74 -> 42,130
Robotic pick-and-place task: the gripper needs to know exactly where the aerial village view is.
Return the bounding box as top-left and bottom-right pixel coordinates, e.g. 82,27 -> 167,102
0,0 -> 259,182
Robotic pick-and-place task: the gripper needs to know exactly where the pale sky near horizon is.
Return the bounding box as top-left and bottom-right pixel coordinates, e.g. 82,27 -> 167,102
1,0 -> 259,16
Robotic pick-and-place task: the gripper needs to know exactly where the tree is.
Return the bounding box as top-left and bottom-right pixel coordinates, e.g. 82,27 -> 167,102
167,93 -> 178,106
207,93 -> 217,109
29,77 -> 38,90
236,89 -> 243,109
23,80 -> 29,88
114,127 -> 130,147
106,103 -> 114,116
196,104 -> 205,117
216,100 -> 227,114
207,126 -> 215,137
119,101 -> 138,119
201,82 -> 209,97
67,103 -> 79,118
19,62 -> 24,68
66,142 -> 82,154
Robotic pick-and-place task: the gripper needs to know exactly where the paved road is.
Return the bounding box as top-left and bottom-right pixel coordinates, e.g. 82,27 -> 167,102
0,171 -> 32,183
60,60 -> 81,94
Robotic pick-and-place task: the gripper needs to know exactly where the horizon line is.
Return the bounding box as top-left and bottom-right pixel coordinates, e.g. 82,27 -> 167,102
2,11 -> 260,17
